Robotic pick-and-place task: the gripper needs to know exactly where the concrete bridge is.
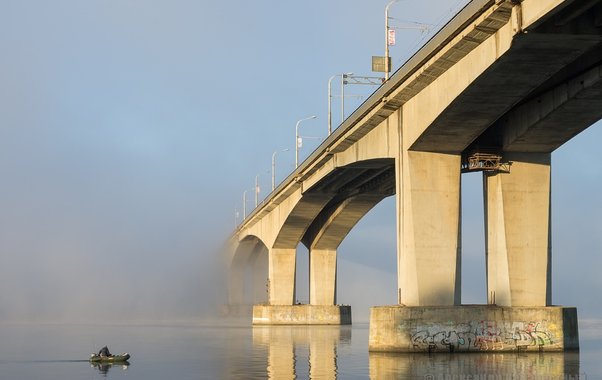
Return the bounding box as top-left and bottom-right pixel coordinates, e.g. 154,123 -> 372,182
225,0 -> 602,352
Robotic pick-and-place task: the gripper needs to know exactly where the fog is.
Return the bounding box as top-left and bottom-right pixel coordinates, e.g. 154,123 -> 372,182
0,0 -> 601,324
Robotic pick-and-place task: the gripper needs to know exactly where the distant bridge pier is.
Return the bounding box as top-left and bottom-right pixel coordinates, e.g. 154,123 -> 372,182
268,248 -> 297,305
307,193 -> 388,309
254,245 -> 350,325
251,247 -> 269,303
252,245 -> 350,325
309,248 -> 337,306
222,238 -> 268,317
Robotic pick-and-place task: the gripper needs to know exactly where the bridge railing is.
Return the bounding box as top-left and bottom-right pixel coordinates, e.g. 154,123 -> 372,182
235,0 -> 493,233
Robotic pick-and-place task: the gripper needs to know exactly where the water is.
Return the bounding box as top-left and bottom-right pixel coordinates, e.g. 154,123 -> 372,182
0,321 -> 600,379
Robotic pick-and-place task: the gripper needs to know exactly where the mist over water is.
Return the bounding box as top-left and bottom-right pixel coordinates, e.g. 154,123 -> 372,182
0,122 -> 231,323
0,210 -> 227,323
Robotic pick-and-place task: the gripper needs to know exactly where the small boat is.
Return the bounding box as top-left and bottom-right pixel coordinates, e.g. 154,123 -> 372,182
89,353 -> 131,363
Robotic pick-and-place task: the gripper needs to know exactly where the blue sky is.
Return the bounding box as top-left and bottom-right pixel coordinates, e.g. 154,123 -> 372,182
0,0 -> 600,322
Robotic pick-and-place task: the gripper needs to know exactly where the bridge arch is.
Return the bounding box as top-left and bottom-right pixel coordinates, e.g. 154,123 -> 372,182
228,235 -> 269,307
301,159 -> 396,251
235,157 -> 397,306
298,158 -> 396,305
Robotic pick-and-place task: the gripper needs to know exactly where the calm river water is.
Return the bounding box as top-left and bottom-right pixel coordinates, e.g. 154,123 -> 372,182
0,321 -> 600,379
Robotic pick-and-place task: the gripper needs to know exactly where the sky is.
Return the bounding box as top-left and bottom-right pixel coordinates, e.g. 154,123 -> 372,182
0,0 -> 600,324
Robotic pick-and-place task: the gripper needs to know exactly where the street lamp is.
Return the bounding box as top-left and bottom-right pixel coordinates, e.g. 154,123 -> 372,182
385,0 -> 401,80
234,209 -> 240,228
295,115 -> 317,168
255,174 -> 260,207
328,73 -> 353,135
272,148 -> 289,191
243,179 -> 261,219
243,190 -> 248,219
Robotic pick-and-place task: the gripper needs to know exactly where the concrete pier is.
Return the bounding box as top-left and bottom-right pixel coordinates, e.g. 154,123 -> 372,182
369,305 -> 578,352
484,153 -> 552,306
253,305 -> 351,325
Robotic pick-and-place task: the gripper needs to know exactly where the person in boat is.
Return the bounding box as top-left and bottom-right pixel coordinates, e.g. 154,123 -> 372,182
98,346 -> 112,357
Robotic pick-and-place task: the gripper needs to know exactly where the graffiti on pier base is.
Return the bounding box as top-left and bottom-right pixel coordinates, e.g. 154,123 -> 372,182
410,320 -> 558,352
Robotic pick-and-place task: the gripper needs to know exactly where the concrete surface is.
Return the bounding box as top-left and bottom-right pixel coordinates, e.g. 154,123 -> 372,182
369,305 -> 578,352
253,305 -> 352,325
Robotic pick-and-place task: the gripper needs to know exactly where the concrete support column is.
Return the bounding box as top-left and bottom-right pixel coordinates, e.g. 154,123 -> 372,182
309,249 -> 337,305
228,261 -> 244,305
484,152 -> 551,306
396,150 -> 462,306
251,250 -> 269,303
269,248 -> 296,305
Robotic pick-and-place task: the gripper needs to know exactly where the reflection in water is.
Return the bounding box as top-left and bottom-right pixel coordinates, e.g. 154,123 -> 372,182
369,351 -> 581,379
252,326 -> 351,379
0,324 -> 598,379
89,361 -> 130,377
251,325 -> 583,379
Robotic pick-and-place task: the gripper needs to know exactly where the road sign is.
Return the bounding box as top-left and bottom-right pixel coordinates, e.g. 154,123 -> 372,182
388,28 -> 396,46
372,56 -> 391,73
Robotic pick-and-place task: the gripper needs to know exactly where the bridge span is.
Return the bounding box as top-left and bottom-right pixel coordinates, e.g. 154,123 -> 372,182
225,0 -> 602,352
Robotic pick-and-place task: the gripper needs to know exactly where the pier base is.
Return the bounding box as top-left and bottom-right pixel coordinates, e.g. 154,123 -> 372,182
252,305 -> 351,325
369,305 -> 578,352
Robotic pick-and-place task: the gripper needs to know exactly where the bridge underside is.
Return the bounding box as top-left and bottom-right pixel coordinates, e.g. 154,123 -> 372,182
413,0 -> 602,154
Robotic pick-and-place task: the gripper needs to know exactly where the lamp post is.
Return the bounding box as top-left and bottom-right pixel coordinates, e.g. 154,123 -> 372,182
243,178 -> 260,219
242,190 -> 248,219
295,115 -> 317,168
385,0 -> 400,80
328,73 -> 353,135
272,148 -> 289,191
255,174 -> 260,207
341,73 -> 346,123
